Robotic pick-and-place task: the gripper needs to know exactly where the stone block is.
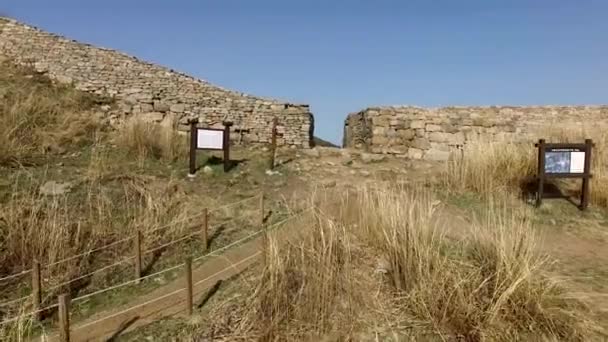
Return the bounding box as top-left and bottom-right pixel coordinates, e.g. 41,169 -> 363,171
154,100 -> 170,112
411,120 -> 425,129
424,149 -> 451,161
170,103 -> 186,113
447,132 -> 465,145
141,112 -> 164,122
398,129 -> 415,141
426,124 -> 442,132
407,148 -> 424,159
371,135 -> 388,145
429,132 -> 448,142
411,138 -> 431,150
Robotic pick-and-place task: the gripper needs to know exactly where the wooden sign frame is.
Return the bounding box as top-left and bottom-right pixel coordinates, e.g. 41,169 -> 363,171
189,120 -> 233,175
535,139 -> 593,210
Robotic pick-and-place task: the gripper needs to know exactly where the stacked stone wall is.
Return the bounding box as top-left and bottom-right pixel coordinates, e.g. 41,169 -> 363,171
0,18 -> 313,147
344,106 -> 608,160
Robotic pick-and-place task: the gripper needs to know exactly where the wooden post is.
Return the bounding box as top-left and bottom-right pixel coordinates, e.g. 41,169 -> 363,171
32,260 -> 41,321
222,121 -> 233,173
189,120 -> 198,176
536,139 -> 546,208
202,208 -> 209,251
269,117 -> 278,170
58,294 -> 70,342
184,257 -> 193,316
135,230 -> 142,283
580,139 -> 593,210
259,193 -> 265,226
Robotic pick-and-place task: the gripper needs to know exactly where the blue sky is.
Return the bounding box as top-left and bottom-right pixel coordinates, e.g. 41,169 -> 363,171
3,1 -> 607,144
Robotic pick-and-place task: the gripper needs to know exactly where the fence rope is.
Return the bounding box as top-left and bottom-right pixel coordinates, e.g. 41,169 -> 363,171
46,256 -> 136,293
143,232 -> 199,255
44,236 -> 134,270
74,250 -> 263,331
0,269 -> 31,283
0,303 -> 59,327
0,295 -> 30,309
72,207 -> 311,305
0,195 -> 260,287
71,263 -> 185,304
0,204 -> 310,332
146,195 -> 259,235
45,219 -> 238,295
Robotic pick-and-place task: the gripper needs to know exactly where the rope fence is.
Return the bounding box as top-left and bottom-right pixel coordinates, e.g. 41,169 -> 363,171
0,195 -> 262,312
0,195 -> 260,287
0,202 -> 311,338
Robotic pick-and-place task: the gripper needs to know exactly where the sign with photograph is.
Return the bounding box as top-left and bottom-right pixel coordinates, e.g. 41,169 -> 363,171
535,139 -> 594,211
196,129 -> 224,150
544,148 -> 586,174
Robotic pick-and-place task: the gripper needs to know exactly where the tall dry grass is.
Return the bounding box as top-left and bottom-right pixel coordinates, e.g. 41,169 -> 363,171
0,173 -> 197,333
114,117 -> 188,166
221,186 -> 600,341
443,128 -> 608,208
0,62 -> 109,167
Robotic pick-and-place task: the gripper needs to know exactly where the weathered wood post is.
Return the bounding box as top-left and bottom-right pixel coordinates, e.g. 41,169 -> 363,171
32,260 -> 41,321
184,257 -> 193,316
222,121 -> 233,172
58,294 -> 71,342
269,117 -> 278,170
536,139 -> 546,207
259,193 -> 265,226
189,119 -> 199,177
135,230 -> 142,283
580,139 -> 593,210
201,208 -> 209,251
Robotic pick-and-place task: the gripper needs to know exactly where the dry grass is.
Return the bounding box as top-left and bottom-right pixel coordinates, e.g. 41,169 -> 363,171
114,117 -> 188,166
203,186 -> 601,341
443,129 -> 608,209
0,172 -> 199,336
0,62 -> 109,167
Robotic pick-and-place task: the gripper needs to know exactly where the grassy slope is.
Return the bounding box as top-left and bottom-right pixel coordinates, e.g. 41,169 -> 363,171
0,61 -> 298,340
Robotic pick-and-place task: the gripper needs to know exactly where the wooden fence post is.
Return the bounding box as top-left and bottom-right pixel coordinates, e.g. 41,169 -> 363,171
580,139 -> 593,210
58,294 -> 70,342
202,208 -> 209,251
269,117 -> 278,170
135,230 -> 142,283
32,260 -> 41,321
184,257 -> 193,316
259,193 -> 265,226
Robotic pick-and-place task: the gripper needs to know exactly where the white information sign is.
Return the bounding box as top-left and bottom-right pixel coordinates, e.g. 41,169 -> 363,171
196,129 -> 224,150
569,151 -> 586,173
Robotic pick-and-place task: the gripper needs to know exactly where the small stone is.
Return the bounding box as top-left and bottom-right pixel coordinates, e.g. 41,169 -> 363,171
265,169 -> 281,176
360,170 -> 371,177
361,153 -> 385,163
302,148 -> 320,158
202,166 -> 214,175
321,180 -> 337,188
40,181 -> 73,196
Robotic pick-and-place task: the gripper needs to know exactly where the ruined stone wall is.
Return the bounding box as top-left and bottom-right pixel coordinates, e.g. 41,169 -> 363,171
0,18 -> 313,147
344,106 -> 608,160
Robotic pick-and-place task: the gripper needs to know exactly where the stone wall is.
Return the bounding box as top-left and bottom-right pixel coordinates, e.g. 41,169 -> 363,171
344,106 -> 608,161
0,18 -> 313,148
